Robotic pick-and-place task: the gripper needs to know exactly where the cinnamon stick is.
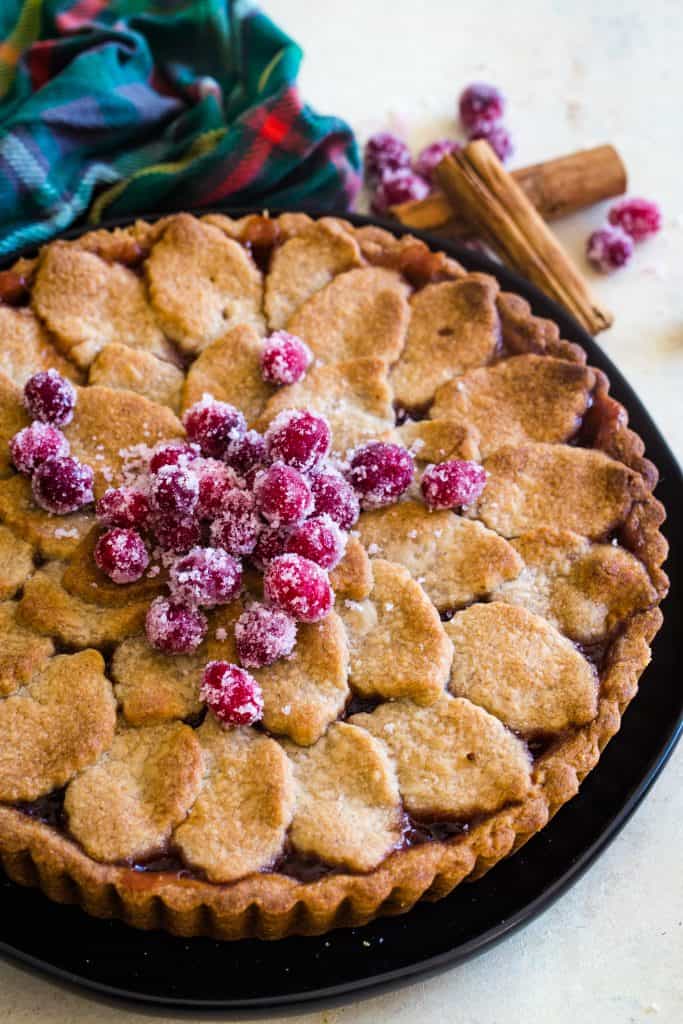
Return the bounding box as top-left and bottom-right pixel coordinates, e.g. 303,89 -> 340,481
393,144 -> 626,237
434,141 -> 613,334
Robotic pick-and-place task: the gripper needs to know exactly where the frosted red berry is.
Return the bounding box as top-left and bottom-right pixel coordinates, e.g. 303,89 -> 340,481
94,527 -> 149,584
210,488 -> 261,556
169,546 -> 242,608
347,442 -> 414,510
470,123 -> 514,163
310,468 -> 360,530
364,132 -> 411,185
152,514 -> 201,553
285,515 -> 346,571
265,409 -> 331,472
251,524 -> 292,570
235,604 -> 297,669
200,661 -> 263,727
10,422 -> 69,475
149,441 -> 199,475
96,487 -> 150,529
254,462 -> 313,526
371,170 -> 430,215
261,332 -> 312,386
182,396 -> 246,459
264,553 -> 333,623
224,429 -> 267,478
23,369 -> 76,427
608,197 -> 662,242
586,226 -> 634,273
32,455 -> 94,514
145,596 -> 207,654
150,463 -> 198,517
414,140 -> 461,182
196,459 -> 240,519
459,82 -> 505,133
420,460 -> 487,510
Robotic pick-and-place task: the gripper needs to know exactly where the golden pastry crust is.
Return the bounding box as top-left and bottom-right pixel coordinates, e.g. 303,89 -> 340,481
0,373 -> 29,478
61,526 -> 167,609
112,636 -> 205,726
0,475 -> 92,559
398,417 -> 479,464
0,651 -> 116,802
430,354 -> 596,455
446,602 -> 598,734
330,534 -> 373,600
351,695 -> 532,818
174,720 -> 294,883
181,323 -> 272,424
65,722 -> 203,863
0,524 -> 33,599
89,344 -> 184,413
0,306 -> 80,387
0,602 -> 54,698
286,722 -> 401,872
340,558 -> 452,704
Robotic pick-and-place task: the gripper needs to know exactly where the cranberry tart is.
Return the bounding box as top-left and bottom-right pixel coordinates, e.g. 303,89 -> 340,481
0,213 -> 668,940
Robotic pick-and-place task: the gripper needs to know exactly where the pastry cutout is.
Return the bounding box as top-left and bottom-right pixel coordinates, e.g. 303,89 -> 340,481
62,526 -> 166,608
398,417 -> 479,464
0,306 -> 80,387
0,524 -> 33,599
0,475 -> 92,559
181,323 -> 272,425
330,535 -> 373,601
89,343 -> 184,413
0,602 -> 54,698
0,373 -> 29,478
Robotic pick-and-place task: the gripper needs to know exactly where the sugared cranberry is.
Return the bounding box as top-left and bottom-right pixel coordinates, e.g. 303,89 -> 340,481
261,332 -> 312,387
150,463 -> 198,517
224,429 -> 267,478
94,528 -> 149,584
414,140 -> 461,182
145,596 -> 207,654
96,487 -> 150,529
152,514 -> 202,554
149,441 -> 199,475
285,515 -> 346,571
371,170 -> 430,215
608,197 -> 662,242
210,488 -> 261,556
196,459 -> 240,519
254,462 -> 313,526
23,369 -> 76,427
459,82 -> 505,133
420,460 -> 487,510
168,546 -> 242,608
235,604 -> 297,669
32,455 -> 94,514
470,123 -> 514,163
251,524 -> 292,569
182,395 -> 246,459
200,661 -> 263,727
264,553 -> 333,623
265,409 -> 331,472
310,468 -> 360,531
586,226 -> 634,273
10,422 -> 69,475
364,132 -> 411,186
347,442 -> 414,510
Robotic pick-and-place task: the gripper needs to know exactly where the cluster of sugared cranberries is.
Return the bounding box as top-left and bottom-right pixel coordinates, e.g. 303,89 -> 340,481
200,661 -> 264,727
420,460 -> 487,511
260,332 -> 312,387
413,139 -> 462,183
586,197 -> 662,273
459,82 -> 513,162
9,371 -> 94,515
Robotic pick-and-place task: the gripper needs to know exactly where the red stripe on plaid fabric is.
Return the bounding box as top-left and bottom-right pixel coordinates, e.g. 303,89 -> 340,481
26,40 -> 56,90
260,113 -> 288,144
56,0 -> 109,33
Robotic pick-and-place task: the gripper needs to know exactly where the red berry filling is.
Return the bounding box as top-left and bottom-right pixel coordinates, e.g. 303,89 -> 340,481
265,409 -> 331,472
10,422 -> 69,475
31,455 -> 94,514
347,442 -> 414,510
200,660 -> 264,727
96,487 -> 150,529
459,82 -> 505,133
23,370 -> 76,427
364,132 -> 411,185
264,553 -> 333,623
183,395 -> 246,459
310,468 -> 360,530
608,197 -> 662,242
210,488 -> 262,556
235,604 -> 297,669
420,460 -> 487,510
168,546 -> 242,608
261,332 -> 312,386
285,515 -> 346,571
586,227 -> 634,273
146,596 -> 207,654
254,462 -> 313,526
150,463 -> 199,518
94,527 -> 149,584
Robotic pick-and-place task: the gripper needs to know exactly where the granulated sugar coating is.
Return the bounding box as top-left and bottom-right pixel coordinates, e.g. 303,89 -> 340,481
264,553 -> 333,623
347,441 -> 414,510
200,660 -> 264,727
169,546 -> 242,608
261,331 -> 312,387
265,409 -> 331,472
145,595 -> 208,654
94,527 -> 149,584
420,460 -> 487,510
235,603 -> 297,668
254,462 -> 314,526
32,454 -> 94,513
10,421 -> 69,475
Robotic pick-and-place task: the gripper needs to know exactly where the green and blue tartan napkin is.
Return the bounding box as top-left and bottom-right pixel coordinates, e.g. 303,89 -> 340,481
0,0 -> 360,259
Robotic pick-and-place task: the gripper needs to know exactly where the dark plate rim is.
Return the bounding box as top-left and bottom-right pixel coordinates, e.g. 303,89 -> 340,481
0,206 -> 681,1015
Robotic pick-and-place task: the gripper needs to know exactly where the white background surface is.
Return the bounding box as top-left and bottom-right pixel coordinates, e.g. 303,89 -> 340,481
1,1 -> 681,1021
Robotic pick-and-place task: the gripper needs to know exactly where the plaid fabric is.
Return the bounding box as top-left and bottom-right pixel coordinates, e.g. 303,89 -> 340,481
0,0 -> 360,259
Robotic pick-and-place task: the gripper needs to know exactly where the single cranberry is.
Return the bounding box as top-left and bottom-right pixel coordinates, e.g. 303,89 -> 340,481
196,459 -> 240,519
261,332 -> 312,387
150,463 -> 198,517
169,546 -> 242,608
265,409 -> 331,472
253,462 -> 313,526
210,488 -> 261,556
608,197 -> 662,242
371,170 -> 430,215
183,396 -> 246,459
94,527 -> 149,584
10,422 -> 69,475
145,596 -> 207,654
364,132 -> 411,186
23,369 -> 76,427
459,82 -> 505,133
224,429 -> 267,478
310,468 -> 360,530
347,442 -> 414,510
152,513 -> 202,553
470,123 -> 514,163
420,460 -> 487,510
235,604 -> 297,668
264,553 -> 333,623
251,524 -> 292,570
200,661 -> 264,727
96,487 -> 150,529
285,515 -> 346,571
414,140 -> 461,182
149,441 -> 199,475
32,455 -> 94,514
586,226 -> 634,273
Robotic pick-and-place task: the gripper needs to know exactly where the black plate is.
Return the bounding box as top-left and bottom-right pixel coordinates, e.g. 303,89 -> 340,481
1,210 -> 681,1016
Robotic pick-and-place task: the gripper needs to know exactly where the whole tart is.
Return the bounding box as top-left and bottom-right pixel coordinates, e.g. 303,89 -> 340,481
0,212 -> 668,941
